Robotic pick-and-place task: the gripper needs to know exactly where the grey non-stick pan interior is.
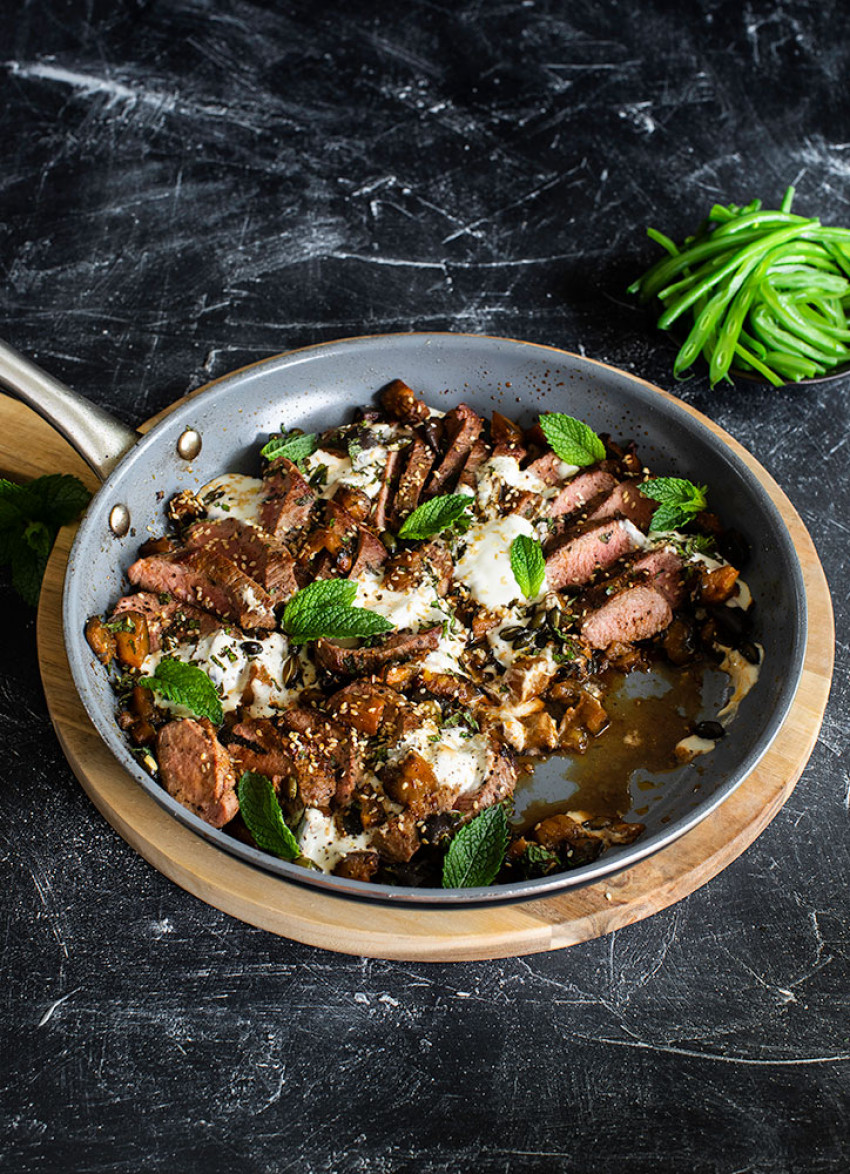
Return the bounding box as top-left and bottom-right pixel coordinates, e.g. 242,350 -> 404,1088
0,332 -> 807,905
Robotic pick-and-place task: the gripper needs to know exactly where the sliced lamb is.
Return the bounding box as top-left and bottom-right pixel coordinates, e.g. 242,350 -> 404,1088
393,438 -> 435,522
347,528 -> 389,580
425,404 -> 484,496
279,707 -> 362,808
259,457 -> 316,540
631,548 -> 685,608
544,519 -> 642,591
548,469 -> 618,518
587,480 -> 655,530
227,717 -> 295,784
127,549 -> 277,629
581,584 -> 672,650
525,451 -> 568,486
184,517 -> 299,601
157,718 -> 238,828
585,547 -> 686,612
315,625 -> 442,677
380,378 -> 431,424
456,438 -> 490,490
370,448 -> 402,533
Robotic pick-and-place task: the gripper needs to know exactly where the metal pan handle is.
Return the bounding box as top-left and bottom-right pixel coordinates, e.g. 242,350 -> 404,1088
0,338 -> 139,481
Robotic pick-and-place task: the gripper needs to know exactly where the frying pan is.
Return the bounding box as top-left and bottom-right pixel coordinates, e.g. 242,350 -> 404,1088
0,332 -> 808,905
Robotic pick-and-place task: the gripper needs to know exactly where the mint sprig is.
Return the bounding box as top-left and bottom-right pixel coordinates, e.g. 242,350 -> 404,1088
138,656 -> 223,723
0,474 -> 91,605
539,413 -> 606,467
237,771 -> 301,861
509,534 -> 546,598
640,477 -> 708,532
442,803 -> 510,889
261,430 -> 318,465
397,493 -> 472,540
281,579 -> 395,643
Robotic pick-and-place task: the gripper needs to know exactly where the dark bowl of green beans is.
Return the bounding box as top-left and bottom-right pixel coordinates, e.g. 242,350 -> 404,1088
630,187 -> 850,388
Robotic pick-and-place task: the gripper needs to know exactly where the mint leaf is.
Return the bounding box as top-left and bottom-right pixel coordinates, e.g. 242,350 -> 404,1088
509,534 -> 545,598
647,503 -> 688,533
286,603 -> 394,643
285,577 -> 354,624
398,493 -> 472,540
282,579 -> 357,630
539,414 -> 606,467
139,657 -> 223,723
640,477 -> 707,532
21,474 -> 92,525
237,771 -> 301,861
640,477 -> 707,507
261,431 -> 318,465
0,474 -> 91,606
442,803 -> 510,889
281,579 -> 394,643
11,539 -> 47,608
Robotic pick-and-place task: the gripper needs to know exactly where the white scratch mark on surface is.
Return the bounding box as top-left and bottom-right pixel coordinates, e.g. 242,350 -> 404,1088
37,987 -> 80,1028
6,60 -> 178,111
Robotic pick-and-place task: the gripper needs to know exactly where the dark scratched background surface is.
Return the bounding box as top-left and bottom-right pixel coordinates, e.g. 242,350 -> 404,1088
1,2 -> 848,1171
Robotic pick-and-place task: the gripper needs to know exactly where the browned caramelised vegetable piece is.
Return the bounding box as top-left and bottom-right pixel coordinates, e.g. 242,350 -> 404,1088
113,611 -> 150,669
698,564 -> 740,605
84,616 -> 116,664
380,378 -> 430,423
333,851 -> 380,882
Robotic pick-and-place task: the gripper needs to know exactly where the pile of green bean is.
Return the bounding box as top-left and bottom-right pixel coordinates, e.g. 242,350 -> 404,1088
629,187 -> 850,386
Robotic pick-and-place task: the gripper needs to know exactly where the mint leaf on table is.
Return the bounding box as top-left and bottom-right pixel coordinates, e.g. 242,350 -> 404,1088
20,473 -> 92,524
281,579 -> 394,643
509,534 -> 546,598
138,657 -> 223,723
442,803 -> 510,889
0,473 -> 91,606
539,413 -> 606,467
639,477 -> 708,532
237,771 -> 301,861
261,430 -> 318,465
397,493 -> 472,540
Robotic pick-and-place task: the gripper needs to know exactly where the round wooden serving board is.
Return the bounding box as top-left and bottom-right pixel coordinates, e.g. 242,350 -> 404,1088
8,381 -> 832,961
